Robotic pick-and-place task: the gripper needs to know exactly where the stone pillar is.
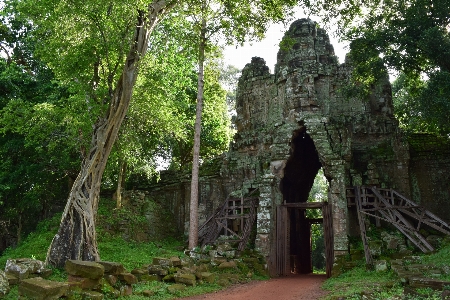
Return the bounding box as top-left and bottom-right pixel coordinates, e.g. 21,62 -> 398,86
329,164 -> 349,256
254,173 -> 276,257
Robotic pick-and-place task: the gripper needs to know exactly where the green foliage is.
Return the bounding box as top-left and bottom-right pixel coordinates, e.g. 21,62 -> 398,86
0,213 -> 61,267
338,0 -> 450,136
393,72 -> 450,135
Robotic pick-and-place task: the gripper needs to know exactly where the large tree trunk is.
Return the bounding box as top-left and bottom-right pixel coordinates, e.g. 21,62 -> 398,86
45,0 -> 174,268
188,16 -> 206,250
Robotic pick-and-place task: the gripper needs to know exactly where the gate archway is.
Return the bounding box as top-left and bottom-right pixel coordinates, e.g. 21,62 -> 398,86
276,127 -> 334,278
276,202 -> 334,278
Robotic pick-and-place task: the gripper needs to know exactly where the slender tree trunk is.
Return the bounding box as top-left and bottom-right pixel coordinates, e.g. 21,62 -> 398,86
116,160 -> 127,209
188,17 -> 206,250
45,0 -> 174,268
17,214 -> 22,245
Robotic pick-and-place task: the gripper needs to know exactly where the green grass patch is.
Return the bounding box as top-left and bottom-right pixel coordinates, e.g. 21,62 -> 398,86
0,213 -> 61,268
322,266 -> 400,299
99,236 -> 184,270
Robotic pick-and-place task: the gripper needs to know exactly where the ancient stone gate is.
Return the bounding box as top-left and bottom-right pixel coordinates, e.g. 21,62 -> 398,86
139,18 -> 450,277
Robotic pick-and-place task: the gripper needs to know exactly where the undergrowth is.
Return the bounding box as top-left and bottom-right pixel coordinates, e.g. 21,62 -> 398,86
0,198 -> 249,299
323,236 -> 450,300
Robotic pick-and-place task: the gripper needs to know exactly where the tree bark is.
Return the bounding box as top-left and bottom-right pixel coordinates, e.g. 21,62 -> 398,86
116,160 -> 127,209
188,16 -> 206,250
45,0 -> 174,268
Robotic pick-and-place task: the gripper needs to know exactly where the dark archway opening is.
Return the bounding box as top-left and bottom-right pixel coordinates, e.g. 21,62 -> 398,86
280,127 -> 323,274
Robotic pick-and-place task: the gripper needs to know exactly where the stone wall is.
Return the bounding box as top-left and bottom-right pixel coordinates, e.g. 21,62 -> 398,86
408,134 -> 450,223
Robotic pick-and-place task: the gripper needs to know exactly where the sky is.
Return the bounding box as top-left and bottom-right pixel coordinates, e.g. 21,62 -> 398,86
223,12 -> 349,74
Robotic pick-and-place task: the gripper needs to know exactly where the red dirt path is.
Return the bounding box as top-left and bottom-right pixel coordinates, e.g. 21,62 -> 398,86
180,274 -> 329,300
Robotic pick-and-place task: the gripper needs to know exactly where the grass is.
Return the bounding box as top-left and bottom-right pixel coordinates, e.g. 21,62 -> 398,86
322,266 -> 401,299
322,235 -> 450,300
0,213 -> 61,268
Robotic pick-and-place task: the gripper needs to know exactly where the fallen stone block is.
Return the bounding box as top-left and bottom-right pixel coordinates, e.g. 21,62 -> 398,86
174,273 -> 196,286
98,261 -> 125,275
120,284 -> 133,296
153,257 -> 172,267
0,270 -> 10,297
104,274 -> 118,286
200,272 -> 215,283
148,265 -> 168,276
140,274 -> 161,282
162,274 -> 175,282
218,261 -> 237,269
5,258 -> 45,280
68,275 -> 101,290
131,268 -> 146,281
409,277 -> 450,290
118,272 -> 137,284
5,273 -> 18,285
65,260 -> 105,279
375,260 -> 387,272
18,277 -> 69,300
37,268 -> 53,279
170,257 -> 182,267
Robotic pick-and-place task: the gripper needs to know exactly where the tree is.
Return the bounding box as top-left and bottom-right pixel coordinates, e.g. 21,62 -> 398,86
182,0 -> 298,249
340,0 -> 450,135
0,9 -> 81,248
167,61 -> 233,170
103,17 -> 199,206
15,0 -> 176,267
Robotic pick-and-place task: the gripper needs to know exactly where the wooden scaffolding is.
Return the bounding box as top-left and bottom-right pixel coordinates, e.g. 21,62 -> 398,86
197,195 -> 259,251
347,186 -> 450,265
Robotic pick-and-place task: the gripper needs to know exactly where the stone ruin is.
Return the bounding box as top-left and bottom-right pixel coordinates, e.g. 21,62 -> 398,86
134,18 -> 450,275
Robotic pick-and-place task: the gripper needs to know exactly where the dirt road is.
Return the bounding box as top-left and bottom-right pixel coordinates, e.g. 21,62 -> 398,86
180,274 -> 329,300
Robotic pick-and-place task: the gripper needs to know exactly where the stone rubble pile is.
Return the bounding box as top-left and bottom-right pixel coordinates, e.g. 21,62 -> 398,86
0,243 -> 267,299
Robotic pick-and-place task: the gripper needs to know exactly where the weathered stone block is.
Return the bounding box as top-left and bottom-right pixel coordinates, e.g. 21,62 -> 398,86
141,274 -> 161,282
68,275 -> 101,290
131,268 -> 146,281
5,273 -> 19,286
170,257 -> 182,267
217,278 -> 230,287
152,257 -> 172,267
5,258 -> 45,280
118,272 -> 137,284
409,277 -> 450,290
167,283 -> 186,294
37,268 -> 53,279
18,277 -> 69,300
200,272 -> 215,283
162,274 -> 175,282
120,284 -> 133,296
98,261 -> 125,275
375,260 -> 387,272
218,261 -> 237,269
0,270 -> 10,297
174,273 -> 196,286
104,274 -> 117,286
148,265 -> 168,276
65,260 -> 104,279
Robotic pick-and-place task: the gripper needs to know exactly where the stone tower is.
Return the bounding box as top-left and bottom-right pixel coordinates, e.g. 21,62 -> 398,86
221,18 -> 409,270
